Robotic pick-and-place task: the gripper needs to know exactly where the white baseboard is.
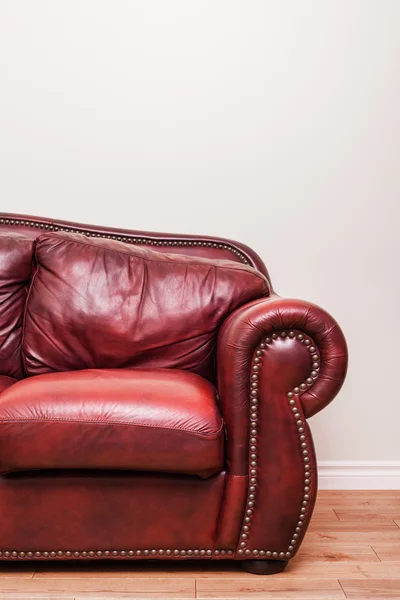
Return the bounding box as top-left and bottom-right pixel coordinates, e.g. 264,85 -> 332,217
317,461 -> 400,490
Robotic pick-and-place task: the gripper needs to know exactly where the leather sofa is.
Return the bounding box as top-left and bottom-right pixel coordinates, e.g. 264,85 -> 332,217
0,213 -> 347,575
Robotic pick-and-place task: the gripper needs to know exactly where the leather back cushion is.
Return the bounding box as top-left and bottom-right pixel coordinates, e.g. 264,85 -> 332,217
23,232 -> 270,379
0,234 -> 34,379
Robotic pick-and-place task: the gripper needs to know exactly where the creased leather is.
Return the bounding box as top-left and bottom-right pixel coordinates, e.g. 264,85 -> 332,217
22,232 -> 270,381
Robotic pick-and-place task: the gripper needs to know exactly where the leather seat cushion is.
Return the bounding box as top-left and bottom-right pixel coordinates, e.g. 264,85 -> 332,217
22,231 -> 269,380
0,369 -> 224,477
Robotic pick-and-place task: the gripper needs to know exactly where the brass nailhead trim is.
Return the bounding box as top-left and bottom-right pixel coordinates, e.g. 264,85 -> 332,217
0,549 -> 233,560
237,330 -> 319,560
0,218 -> 250,265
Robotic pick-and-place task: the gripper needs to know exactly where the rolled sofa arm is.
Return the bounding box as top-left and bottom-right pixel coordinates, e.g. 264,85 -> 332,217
219,295 -> 348,419
215,295 -> 347,558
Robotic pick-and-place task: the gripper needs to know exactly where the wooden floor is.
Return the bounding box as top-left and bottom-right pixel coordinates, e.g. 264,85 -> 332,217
0,491 -> 399,599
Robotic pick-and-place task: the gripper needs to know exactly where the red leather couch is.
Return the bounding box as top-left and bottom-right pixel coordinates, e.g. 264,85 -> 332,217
0,213 -> 347,575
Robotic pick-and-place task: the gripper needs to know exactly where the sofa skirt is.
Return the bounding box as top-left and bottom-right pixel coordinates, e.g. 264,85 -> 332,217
0,470 -> 231,560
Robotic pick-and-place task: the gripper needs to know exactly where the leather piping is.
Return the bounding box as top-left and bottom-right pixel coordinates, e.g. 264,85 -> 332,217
0,418 -> 224,439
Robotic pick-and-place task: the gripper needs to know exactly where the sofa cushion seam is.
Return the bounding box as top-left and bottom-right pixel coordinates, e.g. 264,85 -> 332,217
0,417 -> 224,440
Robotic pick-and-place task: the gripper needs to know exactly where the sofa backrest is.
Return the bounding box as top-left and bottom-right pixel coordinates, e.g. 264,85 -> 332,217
21,232 -> 270,380
0,213 -> 271,281
0,233 -> 34,379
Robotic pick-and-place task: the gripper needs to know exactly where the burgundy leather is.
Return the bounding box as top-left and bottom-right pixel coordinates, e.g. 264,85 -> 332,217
0,213 -> 272,282
217,295 -> 347,556
0,368 -> 224,477
0,234 -> 34,379
0,376 -> 15,395
23,232 -> 269,380
0,471 -> 227,554
0,214 -> 348,567
216,474 -> 248,549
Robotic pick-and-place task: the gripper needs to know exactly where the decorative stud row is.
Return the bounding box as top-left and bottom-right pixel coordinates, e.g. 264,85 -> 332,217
237,330 -> 320,560
0,218 -> 250,265
0,548 -> 234,559
237,548 -> 291,558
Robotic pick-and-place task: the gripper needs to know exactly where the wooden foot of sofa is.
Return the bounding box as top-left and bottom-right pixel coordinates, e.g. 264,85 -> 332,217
241,559 -> 287,575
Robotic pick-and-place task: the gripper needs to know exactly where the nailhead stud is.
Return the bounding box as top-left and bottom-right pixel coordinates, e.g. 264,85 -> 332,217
0,547 -> 237,560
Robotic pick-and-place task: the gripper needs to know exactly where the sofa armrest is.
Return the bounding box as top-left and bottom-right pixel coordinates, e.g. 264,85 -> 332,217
215,295 -> 347,556
218,294 -> 348,417
217,294 -> 347,474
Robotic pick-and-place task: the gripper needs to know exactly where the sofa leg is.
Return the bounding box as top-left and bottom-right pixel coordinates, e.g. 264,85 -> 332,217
241,559 -> 287,575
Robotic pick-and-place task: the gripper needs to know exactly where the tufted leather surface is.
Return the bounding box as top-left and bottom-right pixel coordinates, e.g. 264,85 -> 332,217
22,232 -> 270,380
0,368 -> 224,477
0,234 -> 34,379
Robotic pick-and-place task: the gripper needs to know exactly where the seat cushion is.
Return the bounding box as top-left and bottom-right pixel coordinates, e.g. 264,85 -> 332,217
0,369 -> 224,477
0,233 -> 34,379
22,231 -> 269,380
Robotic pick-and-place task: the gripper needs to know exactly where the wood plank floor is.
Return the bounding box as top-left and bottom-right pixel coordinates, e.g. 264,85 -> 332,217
0,490 -> 399,599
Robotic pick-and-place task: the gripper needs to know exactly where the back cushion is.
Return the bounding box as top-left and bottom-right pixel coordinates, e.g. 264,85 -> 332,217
23,232 -> 270,379
0,233 -> 34,379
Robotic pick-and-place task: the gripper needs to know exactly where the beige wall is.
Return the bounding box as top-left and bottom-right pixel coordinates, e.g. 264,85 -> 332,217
1,1 -> 399,462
